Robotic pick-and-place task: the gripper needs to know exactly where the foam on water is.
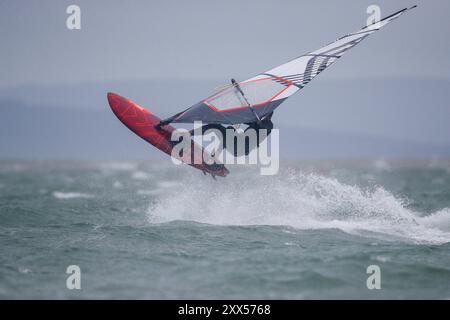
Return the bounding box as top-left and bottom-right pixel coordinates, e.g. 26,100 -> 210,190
157,181 -> 183,189
131,171 -> 152,180
148,172 -> 450,245
418,209 -> 450,231
137,189 -> 164,196
52,191 -> 94,199
112,181 -> 123,189
98,161 -> 137,171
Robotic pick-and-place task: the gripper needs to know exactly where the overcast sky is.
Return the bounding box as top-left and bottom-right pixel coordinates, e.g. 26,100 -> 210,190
1,0 -> 450,159
0,0 -> 449,88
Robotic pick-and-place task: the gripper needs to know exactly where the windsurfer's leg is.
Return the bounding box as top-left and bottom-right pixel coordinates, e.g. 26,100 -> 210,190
189,123 -> 227,137
188,123 -> 229,152
241,113 -> 274,155
155,110 -> 187,130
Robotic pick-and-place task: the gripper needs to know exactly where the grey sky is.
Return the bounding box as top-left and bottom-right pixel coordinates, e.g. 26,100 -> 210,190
0,0 -> 449,88
1,0 -> 450,160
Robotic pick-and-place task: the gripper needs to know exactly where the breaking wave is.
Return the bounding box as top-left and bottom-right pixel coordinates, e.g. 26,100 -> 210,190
147,172 -> 450,245
52,191 -> 94,199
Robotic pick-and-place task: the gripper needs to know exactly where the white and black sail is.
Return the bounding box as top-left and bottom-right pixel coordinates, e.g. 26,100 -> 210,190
170,6 -> 417,125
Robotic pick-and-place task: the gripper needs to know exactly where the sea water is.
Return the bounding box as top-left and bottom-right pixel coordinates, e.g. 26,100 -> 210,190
1,159 -> 449,299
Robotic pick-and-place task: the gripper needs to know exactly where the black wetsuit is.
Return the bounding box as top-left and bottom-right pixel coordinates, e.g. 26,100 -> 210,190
191,113 -> 274,156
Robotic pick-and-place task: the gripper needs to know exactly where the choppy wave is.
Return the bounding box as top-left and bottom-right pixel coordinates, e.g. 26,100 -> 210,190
418,209 -> 450,232
131,171 -> 152,180
98,161 -> 137,172
148,172 -> 450,244
52,191 -> 94,199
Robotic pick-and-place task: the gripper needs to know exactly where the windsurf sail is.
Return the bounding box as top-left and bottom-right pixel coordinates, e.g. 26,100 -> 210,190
169,6 -> 417,125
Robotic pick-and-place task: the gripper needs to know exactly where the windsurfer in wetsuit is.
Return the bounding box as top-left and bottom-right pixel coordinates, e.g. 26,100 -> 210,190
206,78 -> 274,156
157,78 -> 274,155
191,112 -> 274,156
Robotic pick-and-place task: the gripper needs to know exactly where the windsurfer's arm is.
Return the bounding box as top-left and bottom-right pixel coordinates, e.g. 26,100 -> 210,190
155,110 -> 187,129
